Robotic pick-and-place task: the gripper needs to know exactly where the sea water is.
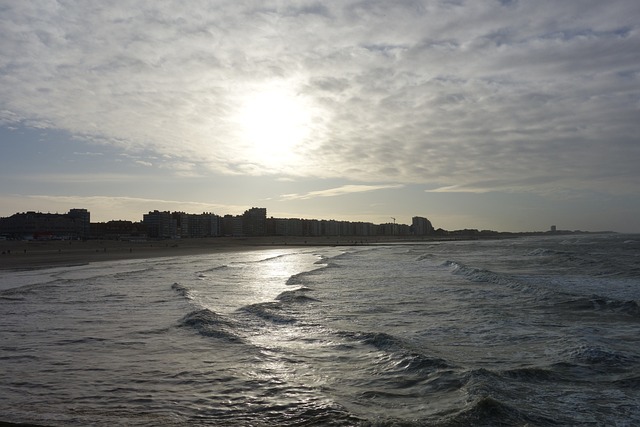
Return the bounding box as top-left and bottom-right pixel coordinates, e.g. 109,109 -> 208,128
1,234 -> 639,426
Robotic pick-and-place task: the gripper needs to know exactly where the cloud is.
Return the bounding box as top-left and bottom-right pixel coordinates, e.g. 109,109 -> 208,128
18,173 -> 143,184
1,1 -> 639,195
427,175 -> 567,193
73,151 -> 104,156
427,172 -> 640,198
281,184 -> 403,200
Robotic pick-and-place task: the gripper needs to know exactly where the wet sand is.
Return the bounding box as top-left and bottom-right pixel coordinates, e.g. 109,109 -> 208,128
0,236 -> 377,271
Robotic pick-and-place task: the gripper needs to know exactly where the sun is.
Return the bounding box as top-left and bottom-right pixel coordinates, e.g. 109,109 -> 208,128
234,84 -> 315,170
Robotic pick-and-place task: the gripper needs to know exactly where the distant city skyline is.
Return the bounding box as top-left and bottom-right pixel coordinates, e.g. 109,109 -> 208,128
1,207 -> 443,240
0,205 -> 603,236
2,2 -> 639,233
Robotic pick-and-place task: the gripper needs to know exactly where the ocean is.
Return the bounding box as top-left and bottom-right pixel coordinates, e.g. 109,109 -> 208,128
1,234 -> 639,426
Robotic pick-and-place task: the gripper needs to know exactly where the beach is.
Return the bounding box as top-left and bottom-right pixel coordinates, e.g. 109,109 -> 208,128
0,236 -> 383,270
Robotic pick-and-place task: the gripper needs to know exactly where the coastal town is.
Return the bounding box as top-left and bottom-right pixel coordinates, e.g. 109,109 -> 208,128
0,208 -> 439,241
0,208 -> 609,271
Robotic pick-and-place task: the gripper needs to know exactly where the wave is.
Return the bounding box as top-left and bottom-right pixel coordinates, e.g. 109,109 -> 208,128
612,375 -> 640,389
443,260 -> 505,283
326,251 -> 357,264
337,330 -> 451,373
442,260 -> 533,292
276,288 -> 319,304
57,336 -> 109,345
111,266 -> 155,279
338,330 -> 404,351
0,280 -> 63,296
0,354 -> 39,361
286,261 -> 331,286
554,295 -> 640,317
437,395 -> 558,427
257,252 -> 296,263
171,282 -> 194,300
525,243 -> 640,278
0,295 -> 25,301
178,308 -> 243,342
392,352 -> 451,373
526,248 -> 567,256
238,302 -> 297,324
196,264 -> 229,275
499,366 -> 564,383
191,399 -> 362,427
286,271 -> 311,286
431,366 -> 580,426
426,357 -> 640,426
313,256 -> 329,265
562,344 -> 637,368
322,261 -> 342,270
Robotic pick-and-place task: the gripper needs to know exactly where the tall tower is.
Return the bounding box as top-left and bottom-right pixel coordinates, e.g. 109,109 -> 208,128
412,216 -> 434,235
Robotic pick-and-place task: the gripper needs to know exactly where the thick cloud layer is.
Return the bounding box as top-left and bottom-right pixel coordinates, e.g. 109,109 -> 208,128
1,0 -> 639,194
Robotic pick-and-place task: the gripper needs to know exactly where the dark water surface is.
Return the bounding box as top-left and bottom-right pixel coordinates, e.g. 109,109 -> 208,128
1,234 -> 639,426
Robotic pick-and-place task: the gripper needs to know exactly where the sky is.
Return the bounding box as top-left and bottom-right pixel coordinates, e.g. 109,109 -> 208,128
1,0 -> 639,232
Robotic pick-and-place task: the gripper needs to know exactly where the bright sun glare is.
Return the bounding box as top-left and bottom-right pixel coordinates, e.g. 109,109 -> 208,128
235,85 -> 314,170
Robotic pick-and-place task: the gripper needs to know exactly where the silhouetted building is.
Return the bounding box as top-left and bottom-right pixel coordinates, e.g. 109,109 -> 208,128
0,209 -> 91,240
188,213 -> 221,237
136,211 -> 222,239
269,218 -> 304,236
303,219 -> 321,236
242,207 -> 267,236
68,208 -> 91,238
222,215 -> 243,237
412,216 -> 434,235
91,220 -> 147,240
377,223 -> 396,236
143,210 -> 177,238
172,212 -> 191,238
2,206 -> 434,240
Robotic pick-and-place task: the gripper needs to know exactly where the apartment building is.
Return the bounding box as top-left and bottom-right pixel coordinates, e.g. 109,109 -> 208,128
0,209 -> 90,239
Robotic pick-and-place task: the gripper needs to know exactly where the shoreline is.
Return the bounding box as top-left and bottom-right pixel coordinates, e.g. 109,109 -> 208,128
0,231 -> 602,271
0,236 -> 397,271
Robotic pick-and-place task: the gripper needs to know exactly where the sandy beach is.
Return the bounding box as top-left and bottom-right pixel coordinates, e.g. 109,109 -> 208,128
0,236 -> 382,271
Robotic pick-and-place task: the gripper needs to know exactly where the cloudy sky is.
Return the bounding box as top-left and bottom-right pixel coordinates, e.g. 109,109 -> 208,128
1,0 -> 639,232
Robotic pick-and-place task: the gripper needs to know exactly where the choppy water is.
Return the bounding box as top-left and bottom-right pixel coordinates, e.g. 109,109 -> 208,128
1,234 -> 639,426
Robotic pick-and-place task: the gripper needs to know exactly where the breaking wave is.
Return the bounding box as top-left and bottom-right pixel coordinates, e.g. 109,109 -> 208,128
178,308 -> 243,342
171,282 -> 193,300
238,302 -> 297,324
276,288 -> 319,303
